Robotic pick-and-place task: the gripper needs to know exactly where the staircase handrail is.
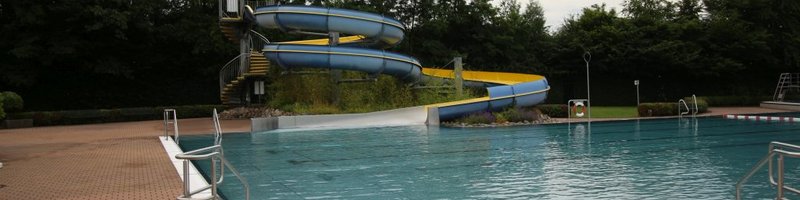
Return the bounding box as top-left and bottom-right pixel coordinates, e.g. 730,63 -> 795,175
219,53 -> 249,97
249,30 -> 270,53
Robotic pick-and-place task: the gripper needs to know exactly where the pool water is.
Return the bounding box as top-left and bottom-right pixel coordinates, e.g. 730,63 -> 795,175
179,115 -> 800,199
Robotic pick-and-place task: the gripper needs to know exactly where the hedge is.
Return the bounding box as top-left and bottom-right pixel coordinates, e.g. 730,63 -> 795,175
1,91 -> 24,112
536,104 -> 568,118
5,105 -> 227,127
638,99 -> 708,117
695,96 -> 771,106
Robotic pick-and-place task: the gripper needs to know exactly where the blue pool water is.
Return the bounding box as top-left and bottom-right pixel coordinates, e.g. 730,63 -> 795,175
179,115 -> 800,199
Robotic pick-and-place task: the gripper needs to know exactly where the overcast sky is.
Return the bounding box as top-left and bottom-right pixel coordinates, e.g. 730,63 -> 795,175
499,0 -> 627,30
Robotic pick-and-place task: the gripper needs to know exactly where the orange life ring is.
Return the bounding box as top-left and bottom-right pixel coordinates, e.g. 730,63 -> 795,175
573,102 -> 586,117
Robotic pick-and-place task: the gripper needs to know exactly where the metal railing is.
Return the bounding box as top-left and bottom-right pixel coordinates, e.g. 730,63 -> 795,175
219,0 -> 245,19
736,141 -> 800,200
678,95 -> 699,118
249,30 -> 270,53
175,109 -> 249,200
219,53 -> 250,97
164,109 -> 180,144
246,0 -> 277,9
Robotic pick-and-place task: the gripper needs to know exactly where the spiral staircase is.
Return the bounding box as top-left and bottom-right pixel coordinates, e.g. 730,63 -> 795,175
217,0 -> 273,105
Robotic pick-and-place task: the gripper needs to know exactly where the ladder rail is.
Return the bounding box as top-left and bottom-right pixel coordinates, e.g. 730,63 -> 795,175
678,99 -> 690,118
163,109 -> 180,144
736,141 -> 800,200
175,109 -> 250,200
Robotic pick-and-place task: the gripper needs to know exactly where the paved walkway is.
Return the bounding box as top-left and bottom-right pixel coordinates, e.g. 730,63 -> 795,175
0,118 -> 249,200
0,107 -> 794,199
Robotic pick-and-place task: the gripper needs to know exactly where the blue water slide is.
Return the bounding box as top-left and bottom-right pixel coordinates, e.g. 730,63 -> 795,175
253,5 -> 549,121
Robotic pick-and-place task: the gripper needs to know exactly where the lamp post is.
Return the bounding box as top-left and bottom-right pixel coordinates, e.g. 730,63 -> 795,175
634,80 -> 640,107
584,52 -> 591,122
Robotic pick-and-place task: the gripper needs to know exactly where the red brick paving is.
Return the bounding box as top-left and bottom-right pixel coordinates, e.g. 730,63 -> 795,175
0,118 -> 249,200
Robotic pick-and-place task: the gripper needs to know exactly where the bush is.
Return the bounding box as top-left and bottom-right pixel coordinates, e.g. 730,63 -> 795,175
536,104 -> 568,118
4,105 -> 227,126
454,112 -> 495,124
682,97 -> 709,113
699,96 -> 771,106
0,97 -> 4,120
1,91 -> 23,112
637,102 -> 679,117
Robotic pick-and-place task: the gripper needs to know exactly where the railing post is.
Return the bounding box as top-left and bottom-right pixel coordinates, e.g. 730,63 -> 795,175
211,157 -> 218,198
183,160 -> 191,198
777,154 -> 785,199
163,110 -> 168,140
173,110 -> 180,144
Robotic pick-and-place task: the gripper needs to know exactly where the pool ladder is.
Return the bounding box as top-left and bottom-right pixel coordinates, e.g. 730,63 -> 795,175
175,109 -> 250,200
736,141 -> 800,200
164,109 -> 180,144
678,95 -> 698,118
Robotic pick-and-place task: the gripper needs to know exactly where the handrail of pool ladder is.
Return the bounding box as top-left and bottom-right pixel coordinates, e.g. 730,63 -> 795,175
678,99 -> 690,118
691,94 -> 698,117
175,145 -> 250,200
736,141 -> 800,200
164,109 -> 180,144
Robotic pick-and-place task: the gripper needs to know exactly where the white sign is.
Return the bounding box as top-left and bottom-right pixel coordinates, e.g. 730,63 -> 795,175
634,80 -> 639,86
254,81 -> 265,95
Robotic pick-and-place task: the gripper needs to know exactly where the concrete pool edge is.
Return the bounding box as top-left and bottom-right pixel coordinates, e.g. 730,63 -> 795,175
158,136 -> 212,199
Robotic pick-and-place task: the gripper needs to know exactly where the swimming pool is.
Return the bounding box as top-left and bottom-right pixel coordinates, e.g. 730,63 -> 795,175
179,115 -> 800,199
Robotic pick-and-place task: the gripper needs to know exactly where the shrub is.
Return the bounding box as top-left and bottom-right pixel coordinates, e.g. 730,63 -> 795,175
637,102 -> 678,117
1,91 -> 23,112
699,96 -> 771,106
454,112 -> 495,124
682,97 -> 709,113
0,97 -> 4,120
536,104 -> 568,118
4,105 -> 227,126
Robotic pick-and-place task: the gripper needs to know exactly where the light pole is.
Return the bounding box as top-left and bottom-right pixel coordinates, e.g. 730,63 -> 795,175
634,80 -> 640,107
584,52 -> 591,122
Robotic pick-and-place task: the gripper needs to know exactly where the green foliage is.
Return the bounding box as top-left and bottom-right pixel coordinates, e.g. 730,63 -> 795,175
1,91 -> 24,112
0,96 -> 5,120
536,104 -> 568,118
268,69 -> 478,115
699,96 -> 771,106
637,101 -> 706,117
2,0 -> 799,110
453,112 -> 495,124
682,97 -> 709,113
637,102 -> 679,117
5,105 -> 226,126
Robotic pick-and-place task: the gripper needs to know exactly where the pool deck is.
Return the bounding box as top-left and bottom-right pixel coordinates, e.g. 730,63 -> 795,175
0,106 -> 791,199
0,118 -> 249,200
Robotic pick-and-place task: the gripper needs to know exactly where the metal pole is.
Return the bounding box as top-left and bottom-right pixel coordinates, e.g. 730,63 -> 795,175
635,80 -> 640,107
584,52 -> 591,122
211,157 -> 218,198
183,160 -> 191,198
163,110 -> 168,140
778,154 -> 785,199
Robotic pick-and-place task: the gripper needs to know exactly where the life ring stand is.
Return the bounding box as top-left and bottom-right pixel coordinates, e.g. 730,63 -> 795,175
573,102 -> 586,117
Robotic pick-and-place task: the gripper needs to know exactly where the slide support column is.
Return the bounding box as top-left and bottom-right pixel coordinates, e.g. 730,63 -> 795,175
454,57 -> 463,97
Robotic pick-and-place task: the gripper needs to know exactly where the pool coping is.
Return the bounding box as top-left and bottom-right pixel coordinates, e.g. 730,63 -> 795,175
158,136 -> 213,199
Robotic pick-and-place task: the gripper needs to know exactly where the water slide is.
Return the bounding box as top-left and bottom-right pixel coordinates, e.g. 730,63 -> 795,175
252,5 -> 550,122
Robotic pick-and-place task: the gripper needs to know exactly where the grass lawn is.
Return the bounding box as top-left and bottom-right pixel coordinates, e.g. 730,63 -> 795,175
569,106 -> 638,118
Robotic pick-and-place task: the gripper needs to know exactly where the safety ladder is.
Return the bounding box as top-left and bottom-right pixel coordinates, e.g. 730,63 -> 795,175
736,142 -> 800,200
678,95 -> 699,118
773,73 -> 800,102
164,109 -> 180,144
174,109 -> 250,200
